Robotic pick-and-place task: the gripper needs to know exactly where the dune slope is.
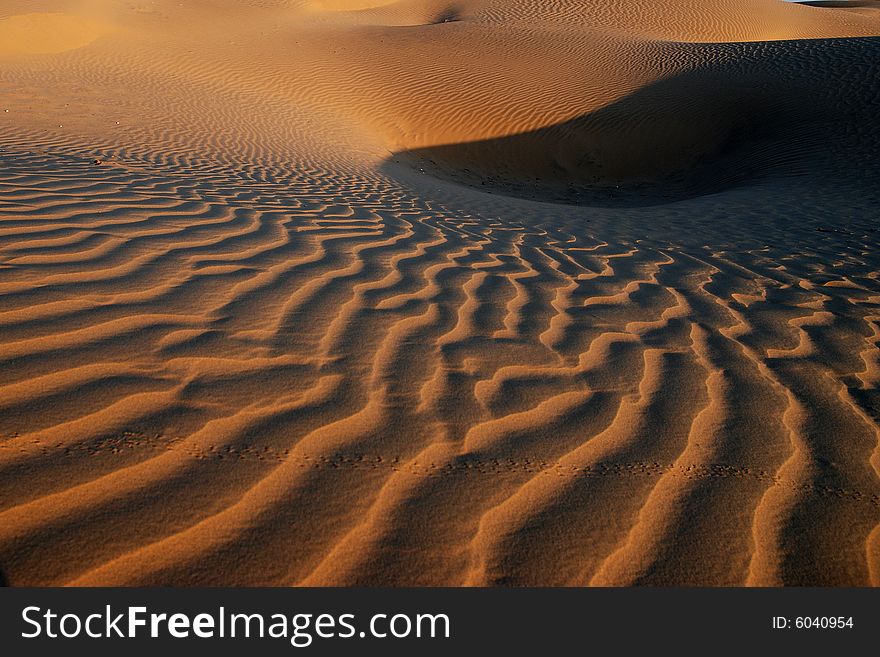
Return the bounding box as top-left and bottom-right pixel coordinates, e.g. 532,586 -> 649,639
0,0 -> 878,586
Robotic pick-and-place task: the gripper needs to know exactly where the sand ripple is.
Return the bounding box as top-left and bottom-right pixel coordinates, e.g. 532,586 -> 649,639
0,0 -> 878,586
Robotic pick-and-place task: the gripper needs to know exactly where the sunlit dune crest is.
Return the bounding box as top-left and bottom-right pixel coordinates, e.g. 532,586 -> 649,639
0,13 -> 110,55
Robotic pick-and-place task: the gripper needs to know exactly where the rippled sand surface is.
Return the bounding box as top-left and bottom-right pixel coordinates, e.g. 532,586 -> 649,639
0,0 -> 879,586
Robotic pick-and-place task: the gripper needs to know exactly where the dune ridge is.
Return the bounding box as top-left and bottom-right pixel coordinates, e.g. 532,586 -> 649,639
0,0 -> 878,586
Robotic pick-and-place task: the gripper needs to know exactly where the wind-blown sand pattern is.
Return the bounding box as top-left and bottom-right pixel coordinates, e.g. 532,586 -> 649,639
1,0 -> 879,586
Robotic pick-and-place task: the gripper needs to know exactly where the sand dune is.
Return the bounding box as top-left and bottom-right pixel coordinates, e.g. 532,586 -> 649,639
0,0 -> 878,586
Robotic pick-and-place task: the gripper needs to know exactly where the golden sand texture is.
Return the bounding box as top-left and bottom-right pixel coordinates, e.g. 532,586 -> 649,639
0,0 -> 879,586
0,13 -> 110,55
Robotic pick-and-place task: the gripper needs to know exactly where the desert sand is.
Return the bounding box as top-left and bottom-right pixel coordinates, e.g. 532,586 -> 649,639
0,0 -> 878,586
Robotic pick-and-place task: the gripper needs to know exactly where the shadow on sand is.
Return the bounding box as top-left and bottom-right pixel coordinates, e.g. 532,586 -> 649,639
795,2 -> 880,8
382,37 -> 880,207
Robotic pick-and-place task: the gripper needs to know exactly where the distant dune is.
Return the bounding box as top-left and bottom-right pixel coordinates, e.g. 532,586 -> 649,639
0,0 -> 878,586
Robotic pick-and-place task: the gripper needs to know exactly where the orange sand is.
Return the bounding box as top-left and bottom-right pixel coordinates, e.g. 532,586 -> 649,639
0,0 -> 878,586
